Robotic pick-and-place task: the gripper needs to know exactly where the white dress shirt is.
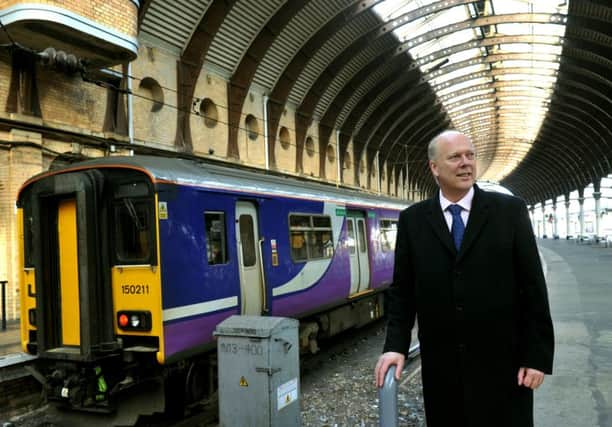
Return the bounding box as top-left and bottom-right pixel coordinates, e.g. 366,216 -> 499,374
439,186 -> 474,232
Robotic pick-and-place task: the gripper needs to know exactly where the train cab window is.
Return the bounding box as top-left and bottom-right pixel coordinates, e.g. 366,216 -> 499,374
113,182 -> 154,264
289,214 -> 333,261
114,199 -> 152,263
380,219 -> 398,252
239,215 -> 256,267
205,212 -> 227,265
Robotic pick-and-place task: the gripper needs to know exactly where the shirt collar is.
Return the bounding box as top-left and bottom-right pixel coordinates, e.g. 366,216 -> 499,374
439,186 -> 474,213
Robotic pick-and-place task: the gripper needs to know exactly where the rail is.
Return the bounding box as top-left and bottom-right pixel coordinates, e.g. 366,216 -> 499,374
378,344 -> 421,427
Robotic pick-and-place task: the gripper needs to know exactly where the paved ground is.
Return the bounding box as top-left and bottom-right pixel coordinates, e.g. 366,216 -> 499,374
536,239 -> 612,427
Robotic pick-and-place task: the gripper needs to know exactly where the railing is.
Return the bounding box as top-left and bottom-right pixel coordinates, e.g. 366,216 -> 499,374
378,344 -> 421,427
378,365 -> 398,427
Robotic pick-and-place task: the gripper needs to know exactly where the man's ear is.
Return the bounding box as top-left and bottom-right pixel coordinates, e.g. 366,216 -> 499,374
429,160 -> 438,177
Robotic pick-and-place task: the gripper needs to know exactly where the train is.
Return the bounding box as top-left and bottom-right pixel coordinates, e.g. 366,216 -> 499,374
17,155 -> 407,422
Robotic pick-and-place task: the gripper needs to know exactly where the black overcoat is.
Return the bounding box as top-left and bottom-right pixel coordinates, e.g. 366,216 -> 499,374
383,185 -> 554,427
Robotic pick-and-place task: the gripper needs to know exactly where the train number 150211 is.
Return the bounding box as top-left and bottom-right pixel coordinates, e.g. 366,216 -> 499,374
121,284 -> 150,295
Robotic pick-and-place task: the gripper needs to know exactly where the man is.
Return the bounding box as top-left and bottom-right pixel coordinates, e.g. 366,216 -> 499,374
375,130 -> 554,427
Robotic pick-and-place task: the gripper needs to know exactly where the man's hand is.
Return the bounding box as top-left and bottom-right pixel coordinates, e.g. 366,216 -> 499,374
375,352 -> 405,388
517,367 -> 545,389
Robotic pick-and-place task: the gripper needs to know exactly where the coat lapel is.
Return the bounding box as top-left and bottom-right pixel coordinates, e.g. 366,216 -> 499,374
426,196 -> 456,255
457,185 -> 490,262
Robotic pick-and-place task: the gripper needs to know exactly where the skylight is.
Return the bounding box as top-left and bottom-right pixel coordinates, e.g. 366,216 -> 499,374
373,0 -> 569,182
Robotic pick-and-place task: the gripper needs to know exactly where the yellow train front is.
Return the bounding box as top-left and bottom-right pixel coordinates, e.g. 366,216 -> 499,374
17,164 -> 168,415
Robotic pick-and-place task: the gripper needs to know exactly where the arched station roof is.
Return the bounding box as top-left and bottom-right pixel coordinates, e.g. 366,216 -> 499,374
139,0 -> 612,204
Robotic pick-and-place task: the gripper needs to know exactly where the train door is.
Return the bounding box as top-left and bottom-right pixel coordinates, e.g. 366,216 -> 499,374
57,199 -> 80,346
235,201 -> 264,315
346,211 -> 370,295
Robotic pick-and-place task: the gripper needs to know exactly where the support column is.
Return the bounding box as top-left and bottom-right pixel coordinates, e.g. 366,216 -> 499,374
578,194 -> 585,240
541,203 -> 547,238
552,201 -> 558,238
565,196 -> 571,239
593,191 -> 602,240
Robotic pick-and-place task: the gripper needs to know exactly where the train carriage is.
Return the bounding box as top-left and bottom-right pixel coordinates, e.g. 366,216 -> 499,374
17,155 -> 407,420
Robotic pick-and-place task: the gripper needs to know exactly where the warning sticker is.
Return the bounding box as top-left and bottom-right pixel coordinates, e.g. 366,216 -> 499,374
277,378 -> 298,411
158,202 -> 168,220
239,376 -> 249,387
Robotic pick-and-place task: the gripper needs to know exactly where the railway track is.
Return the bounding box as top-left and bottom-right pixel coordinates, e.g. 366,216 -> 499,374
3,320 -> 422,426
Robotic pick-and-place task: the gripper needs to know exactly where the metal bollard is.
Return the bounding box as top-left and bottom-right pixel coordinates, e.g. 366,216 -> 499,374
378,365 -> 398,427
1,280 -> 7,331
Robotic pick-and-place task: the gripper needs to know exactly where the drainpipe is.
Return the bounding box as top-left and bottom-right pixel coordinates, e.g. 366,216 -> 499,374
376,151 -> 381,195
336,129 -> 341,187
263,95 -> 269,170
127,62 -> 134,154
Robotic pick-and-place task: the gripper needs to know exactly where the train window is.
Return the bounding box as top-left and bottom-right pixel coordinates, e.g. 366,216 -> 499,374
289,214 -> 333,261
205,212 -> 227,265
357,220 -> 367,253
114,198 -> 152,263
379,219 -> 398,252
290,231 -> 308,261
289,215 -> 310,228
312,216 -> 331,228
239,214 -> 256,267
346,220 -> 356,254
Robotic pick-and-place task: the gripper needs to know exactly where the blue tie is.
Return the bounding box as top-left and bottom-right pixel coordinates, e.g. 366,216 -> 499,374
448,204 -> 465,251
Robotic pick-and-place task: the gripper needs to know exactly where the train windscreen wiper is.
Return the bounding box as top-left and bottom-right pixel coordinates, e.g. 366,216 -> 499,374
122,198 -> 144,231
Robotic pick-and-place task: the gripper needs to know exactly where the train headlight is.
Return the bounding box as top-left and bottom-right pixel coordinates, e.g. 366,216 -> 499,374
130,315 -> 140,328
117,311 -> 152,331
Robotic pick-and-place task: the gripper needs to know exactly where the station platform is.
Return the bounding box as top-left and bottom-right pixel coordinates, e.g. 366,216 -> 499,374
1,239 -> 611,426
536,238 -> 612,426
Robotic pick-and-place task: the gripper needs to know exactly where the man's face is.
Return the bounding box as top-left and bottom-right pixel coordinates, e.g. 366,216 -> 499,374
429,133 -> 476,201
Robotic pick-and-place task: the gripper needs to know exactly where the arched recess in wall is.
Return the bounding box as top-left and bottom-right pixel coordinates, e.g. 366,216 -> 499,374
326,143 -> 335,164
305,136 -> 315,158
200,98 -> 218,128
139,77 -> 164,112
245,114 -> 259,140
344,151 -> 352,171
279,127 -> 291,150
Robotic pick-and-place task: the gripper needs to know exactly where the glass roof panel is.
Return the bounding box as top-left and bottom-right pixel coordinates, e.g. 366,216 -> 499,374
496,23 -> 566,37
493,43 -> 562,55
437,77 -> 492,96
412,29 -> 479,58
373,0 -> 568,183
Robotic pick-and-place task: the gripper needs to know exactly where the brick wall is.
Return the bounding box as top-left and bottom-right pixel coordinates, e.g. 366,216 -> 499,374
192,70 -> 230,159
131,44 -> 177,150
37,66 -> 107,133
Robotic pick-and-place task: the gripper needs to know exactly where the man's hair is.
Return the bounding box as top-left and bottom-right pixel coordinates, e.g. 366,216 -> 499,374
427,130 -> 467,160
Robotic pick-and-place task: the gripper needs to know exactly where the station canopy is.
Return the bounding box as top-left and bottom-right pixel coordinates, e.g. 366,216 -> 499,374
137,0 -> 612,204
